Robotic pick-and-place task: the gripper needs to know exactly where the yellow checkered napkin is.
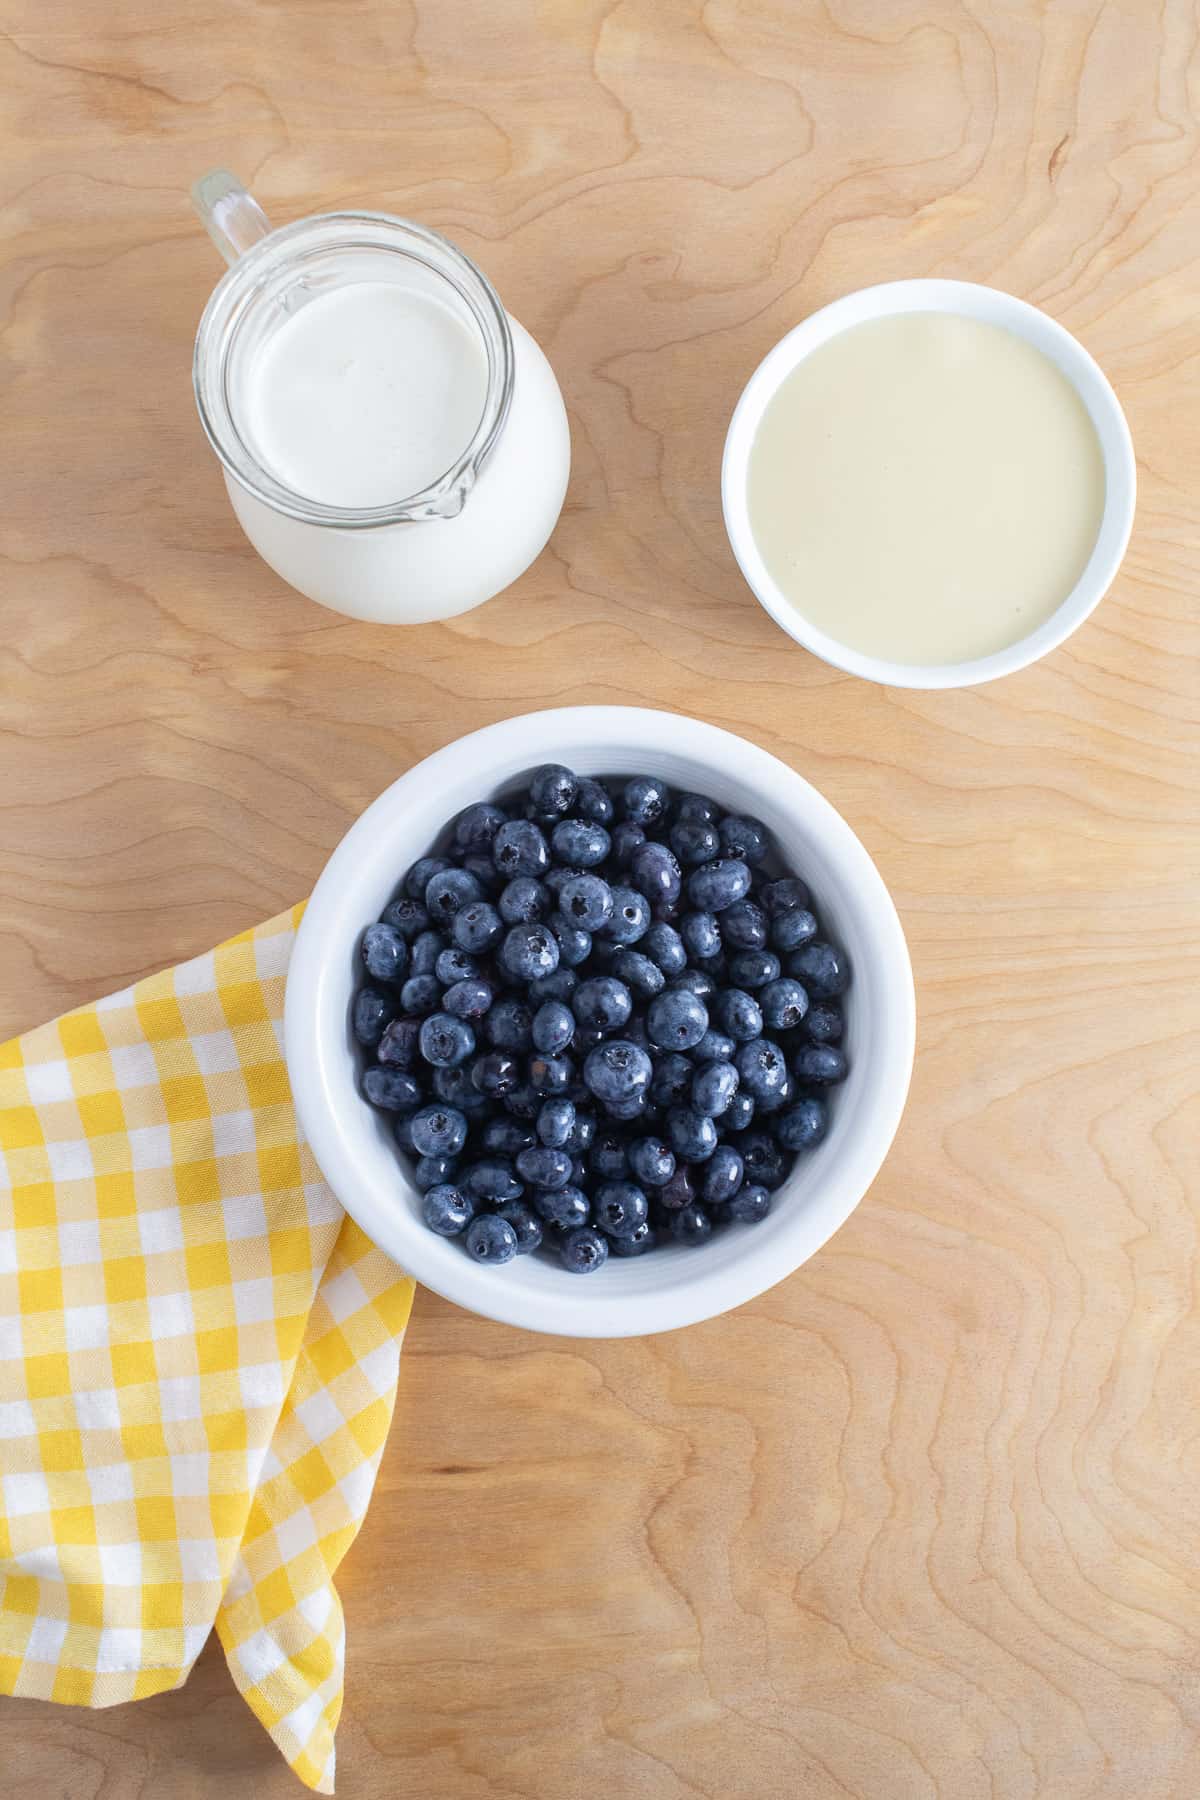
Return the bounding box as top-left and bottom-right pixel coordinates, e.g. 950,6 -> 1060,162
0,905 -> 415,1792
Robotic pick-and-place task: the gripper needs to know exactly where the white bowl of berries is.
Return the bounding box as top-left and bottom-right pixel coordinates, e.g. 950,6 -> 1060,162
285,707 -> 914,1337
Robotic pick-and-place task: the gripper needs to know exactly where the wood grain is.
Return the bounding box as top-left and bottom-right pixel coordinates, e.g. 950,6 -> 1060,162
3,1 -> 1199,1795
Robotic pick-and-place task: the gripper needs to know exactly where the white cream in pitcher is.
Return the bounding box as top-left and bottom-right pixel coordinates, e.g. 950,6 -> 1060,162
745,312 -> 1106,666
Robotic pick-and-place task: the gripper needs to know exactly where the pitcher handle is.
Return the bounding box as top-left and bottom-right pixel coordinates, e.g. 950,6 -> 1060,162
191,169 -> 273,267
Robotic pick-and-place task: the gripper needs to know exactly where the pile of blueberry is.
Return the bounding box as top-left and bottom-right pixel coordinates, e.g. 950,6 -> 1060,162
352,765 -> 849,1274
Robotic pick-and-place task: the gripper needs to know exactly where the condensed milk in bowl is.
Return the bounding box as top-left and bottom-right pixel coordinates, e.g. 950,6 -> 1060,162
191,171 -> 570,624
722,280 -> 1136,687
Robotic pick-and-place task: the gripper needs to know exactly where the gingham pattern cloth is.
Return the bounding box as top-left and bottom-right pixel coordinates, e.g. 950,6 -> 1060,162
0,904 -> 415,1792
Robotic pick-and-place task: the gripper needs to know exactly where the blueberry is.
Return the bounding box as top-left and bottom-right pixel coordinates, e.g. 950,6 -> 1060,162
405,856 -> 451,900
551,819 -> 611,868
680,911 -> 721,959
377,1016 -> 422,1069
686,858 -> 752,913
558,873 -> 613,932
788,941 -> 849,997
805,1004 -> 844,1043
529,1186 -> 586,1233
676,792 -> 720,826
574,776 -> 615,825
499,922 -> 560,983
542,866 -> 574,900
658,1164 -> 695,1210
723,1089 -> 756,1133
530,967 -> 579,1003
665,972 -> 712,1000
400,973 -> 442,1016
414,1153 -> 459,1193
611,821 -> 645,866
484,996 -> 533,1052
481,1116 -> 535,1156
561,1225 -> 609,1273
583,1039 -> 653,1106
717,815 -> 768,865
454,801 -> 507,853
363,1066 -> 423,1111
521,762 -> 573,816
607,950 -> 662,1000
670,1203 -> 712,1247
465,853 -> 505,894
646,988 -> 709,1051
471,1051 -> 521,1096
409,1104 -> 469,1157
670,820 -> 720,865
463,1159 -> 524,1204
738,1130 -> 788,1189
692,1061 -> 739,1117
496,1199 -> 543,1255
492,818 -> 550,880
728,1184 -> 770,1223
547,915 -> 592,968
426,867 -> 483,924
727,949 -> 780,991
793,1045 -> 848,1084
735,1037 -> 788,1104
353,987 -> 395,1047
759,978 -> 808,1032
451,901 -> 503,955
502,1080 -> 541,1121
422,1184 -> 474,1236
610,1220 -> 655,1256
630,841 -> 682,910
381,897 -> 430,941
621,774 -> 668,826
712,989 -> 762,1042
761,877 -> 811,916
565,1110 -> 597,1154
537,1098 -> 575,1148
499,878 -> 548,925
409,929 -> 445,976
700,1143 -> 744,1206
442,978 -> 494,1021
532,1000 -> 575,1056
641,922 -> 687,976
432,1065 -> 490,1115
693,1024 -> 738,1061
648,1052 -> 692,1109
435,947 -> 480,987
529,1052 -> 573,1095
572,976 -> 633,1034
394,1113 -> 419,1154
600,886 -> 651,945
627,1136 -> 675,1187
590,1129 -> 629,1179
776,1098 -> 828,1149
595,1181 -> 650,1237
465,1213 -> 518,1265
419,1013 -> 475,1068
666,1107 -> 718,1162
771,908 -> 818,954
720,900 -> 768,951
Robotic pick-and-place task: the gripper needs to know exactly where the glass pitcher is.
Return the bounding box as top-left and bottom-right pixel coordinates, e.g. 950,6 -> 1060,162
191,171 -> 570,624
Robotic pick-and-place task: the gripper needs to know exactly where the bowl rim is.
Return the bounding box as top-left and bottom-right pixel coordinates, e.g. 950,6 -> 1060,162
285,706 -> 916,1337
721,278 -> 1137,690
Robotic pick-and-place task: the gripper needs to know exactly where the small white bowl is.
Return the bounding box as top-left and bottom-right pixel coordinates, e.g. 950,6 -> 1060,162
722,279 -> 1136,689
285,707 -> 915,1338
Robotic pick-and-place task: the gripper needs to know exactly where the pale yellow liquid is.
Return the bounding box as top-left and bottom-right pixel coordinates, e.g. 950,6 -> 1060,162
746,312 -> 1106,666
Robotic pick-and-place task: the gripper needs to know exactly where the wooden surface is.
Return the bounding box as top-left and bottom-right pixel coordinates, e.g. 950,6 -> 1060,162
3,2 -> 1199,1795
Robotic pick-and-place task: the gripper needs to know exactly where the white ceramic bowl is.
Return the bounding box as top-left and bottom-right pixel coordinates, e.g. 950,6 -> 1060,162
285,707 -> 914,1337
722,279 -> 1136,689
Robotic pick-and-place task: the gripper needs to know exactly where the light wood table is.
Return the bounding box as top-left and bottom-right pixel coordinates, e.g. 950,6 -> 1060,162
3,4 -> 1198,1796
